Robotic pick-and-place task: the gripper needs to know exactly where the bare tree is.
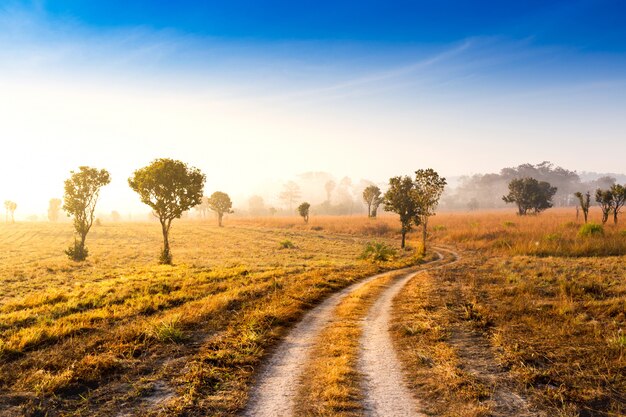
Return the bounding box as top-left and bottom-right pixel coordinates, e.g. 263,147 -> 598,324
279,181 -> 301,212
324,180 -> 336,202
574,191 -> 591,223
4,200 -> 17,223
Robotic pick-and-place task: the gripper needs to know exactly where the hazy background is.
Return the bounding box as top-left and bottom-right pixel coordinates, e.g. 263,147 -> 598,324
1,1 -> 625,218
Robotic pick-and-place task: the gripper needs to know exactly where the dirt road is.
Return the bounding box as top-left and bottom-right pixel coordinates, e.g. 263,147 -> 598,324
243,250 -> 456,417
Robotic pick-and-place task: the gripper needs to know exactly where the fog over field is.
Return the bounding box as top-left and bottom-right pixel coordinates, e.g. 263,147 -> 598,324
2,3 -> 626,218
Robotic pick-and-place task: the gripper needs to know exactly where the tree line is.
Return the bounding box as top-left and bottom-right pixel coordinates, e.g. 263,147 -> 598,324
58,159 -> 446,264
502,177 -> 626,224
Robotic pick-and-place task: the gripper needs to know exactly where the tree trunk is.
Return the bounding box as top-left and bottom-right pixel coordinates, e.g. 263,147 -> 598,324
401,230 -> 406,249
161,221 -> 171,264
583,208 -> 588,224
218,212 -> 223,227
614,210 -> 619,225
367,202 -> 372,218
422,219 -> 428,254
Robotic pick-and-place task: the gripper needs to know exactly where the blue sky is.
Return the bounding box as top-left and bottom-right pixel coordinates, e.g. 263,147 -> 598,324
1,1 -> 625,215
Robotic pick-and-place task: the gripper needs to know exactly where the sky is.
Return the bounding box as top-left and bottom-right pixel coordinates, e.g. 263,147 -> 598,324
1,0 -> 626,217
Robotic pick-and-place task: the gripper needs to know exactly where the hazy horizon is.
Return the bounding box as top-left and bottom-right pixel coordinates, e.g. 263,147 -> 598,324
2,1 -> 626,217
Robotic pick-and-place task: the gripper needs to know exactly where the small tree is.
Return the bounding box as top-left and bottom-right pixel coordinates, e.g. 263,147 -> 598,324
414,169 -> 447,253
129,158 -> 205,264
194,196 -> 210,219
595,189 -> 614,225
48,198 -> 62,222
279,181 -> 302,212
324,180 -> 336,202
503,177 -> 557,215
4,200 -> 17,223
362,185 -> 382,218
207,191 -> 234,227
574,191 -> 591,223
298,202 -> 311,223
383,176 -> 419,249
609,184 -> 626,224
248,195 -> 265,216
63,167 -> 111,261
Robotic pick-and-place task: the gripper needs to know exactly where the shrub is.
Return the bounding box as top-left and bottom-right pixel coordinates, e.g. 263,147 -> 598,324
149,315 -> 185,343
279,240 -> 295,249
577,223 -> 604,238
621,230 -> 626,237
310,226 -> 324,231
432,225 -> 447,232
503,221 -> 516,228
359,241 -> 397,262
65,240 -> 88,261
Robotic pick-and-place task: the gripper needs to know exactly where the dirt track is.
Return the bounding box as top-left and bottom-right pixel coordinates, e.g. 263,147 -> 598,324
243,249 -> 458,417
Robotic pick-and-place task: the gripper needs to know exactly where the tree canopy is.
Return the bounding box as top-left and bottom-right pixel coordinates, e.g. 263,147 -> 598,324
207,191 -> 234,227
503,177 -> 557,215
129,158 -> 205,263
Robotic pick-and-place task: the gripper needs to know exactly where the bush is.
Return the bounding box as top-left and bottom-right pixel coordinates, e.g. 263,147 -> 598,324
149,315 -> 185,343
577,223 -> 604,238
65,240 -> 88,261
359,241 -> 397,262
279,240 -> 295,249
503,221 -> 516,228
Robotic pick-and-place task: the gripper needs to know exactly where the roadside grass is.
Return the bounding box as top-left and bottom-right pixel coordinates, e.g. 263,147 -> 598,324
0,221 -> 417,416
393,222 -> 625,416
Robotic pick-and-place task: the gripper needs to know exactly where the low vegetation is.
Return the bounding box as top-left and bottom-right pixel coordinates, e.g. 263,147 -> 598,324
0,220 -> 415,416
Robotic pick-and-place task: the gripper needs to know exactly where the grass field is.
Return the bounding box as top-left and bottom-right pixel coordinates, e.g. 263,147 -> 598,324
0,208 -> 624,416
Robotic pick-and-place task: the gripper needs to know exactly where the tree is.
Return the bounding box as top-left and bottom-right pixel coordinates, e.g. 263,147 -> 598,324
194,196 -> 210,219
574,191 -> 591,223
298,202 -> 311,223
48,198 -> 62,222
467,198 -> 479,211
248,195 -> 266,216
595,189 -> 614,224
414,169 -> 447,253
609,184 -> 626,224
279,181 -> 301,212
4,200 -> 17,223
268,207 -> 277,216
207,191 -> 234,227
110,210 -> 122,222
383,176 -> 419,249
324,180 -> 336,202
129,158 -> 205,264
63,167 -> 111,261
362,185 -> 382,218
502,178 -> 557,215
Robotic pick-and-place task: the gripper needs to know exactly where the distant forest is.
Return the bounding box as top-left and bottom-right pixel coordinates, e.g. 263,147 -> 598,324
441,161 -> 625,211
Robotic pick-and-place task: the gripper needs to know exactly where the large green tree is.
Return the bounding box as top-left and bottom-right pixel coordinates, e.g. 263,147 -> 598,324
207,191 -> 234,227
63,167 -> 111,261
413,169 -> 447,253
502,177 -> 557,215
362,185 -> 382,218
383,176 -> 419,249
128,158 -> 205,264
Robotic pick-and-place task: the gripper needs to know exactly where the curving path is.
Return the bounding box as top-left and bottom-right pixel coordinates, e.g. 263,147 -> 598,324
359,249 -> 459,416
242,249 -> 458,417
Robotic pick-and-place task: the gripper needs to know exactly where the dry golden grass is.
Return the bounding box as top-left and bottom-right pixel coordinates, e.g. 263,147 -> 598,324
0,219 -> 416,416
392,208 -> 626,416
1,208 -> 624,416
